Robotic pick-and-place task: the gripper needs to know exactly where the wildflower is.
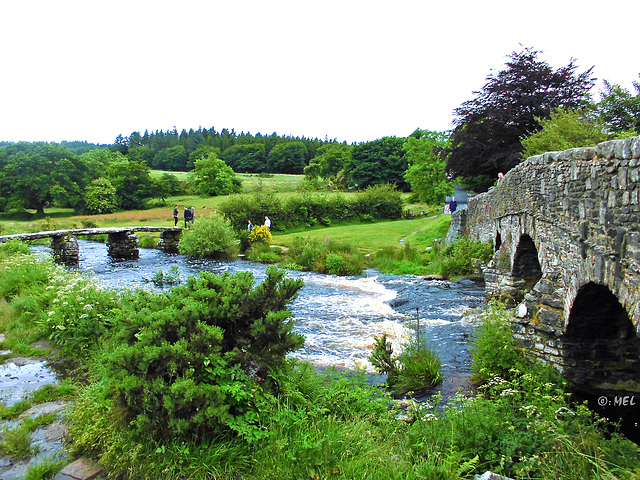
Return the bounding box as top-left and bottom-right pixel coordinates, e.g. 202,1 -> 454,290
48,311 -> 55,317
83,304 -> 93,311
79,314 -> 89,319
77,296 -> 85,301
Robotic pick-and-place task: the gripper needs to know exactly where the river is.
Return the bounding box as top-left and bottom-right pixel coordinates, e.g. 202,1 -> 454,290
21,240 -> 485,399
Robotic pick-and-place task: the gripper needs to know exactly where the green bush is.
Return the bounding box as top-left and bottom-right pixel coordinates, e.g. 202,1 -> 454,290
42,273 -> 120,356
178,212 -> 237,258
393,341 -> 443,394
0,240 -> 31,258
248,225 -> 272,244
103,267 -> 304,442
369,334 -> 443,395
286,237 -> 364,275
138,234 -> 158,249
324,253 -> 346,275
219,187 -> 402,232
430,237 -> 493,279
0,253 -> 56,301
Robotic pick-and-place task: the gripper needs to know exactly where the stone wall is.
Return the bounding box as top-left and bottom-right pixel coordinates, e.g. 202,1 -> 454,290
463,136 -> 640,396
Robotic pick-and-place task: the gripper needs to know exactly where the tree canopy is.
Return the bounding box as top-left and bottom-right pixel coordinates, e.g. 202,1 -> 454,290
190,153 -> 242,196
520,108 -> 610,159
403,130 -> 454,204
446,47 -> 595,190
597,75 -> 640,134
343,137 -> 408,190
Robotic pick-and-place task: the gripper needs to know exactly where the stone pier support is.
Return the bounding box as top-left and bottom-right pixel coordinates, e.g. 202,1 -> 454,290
50,234 -> 79,265
157,230 -> 182,253
107,231 -> 139,259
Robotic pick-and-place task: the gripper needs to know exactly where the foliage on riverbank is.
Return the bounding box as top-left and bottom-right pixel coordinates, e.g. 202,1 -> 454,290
219,184 -> 403,232
1,244 -> 639,479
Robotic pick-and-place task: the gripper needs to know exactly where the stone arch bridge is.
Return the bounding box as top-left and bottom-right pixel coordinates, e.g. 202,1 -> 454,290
0,226 -> 182,264
456,136 -> 640,410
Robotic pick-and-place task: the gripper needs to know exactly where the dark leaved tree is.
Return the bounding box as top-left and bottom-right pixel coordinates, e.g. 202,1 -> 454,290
446,47 -> 595,190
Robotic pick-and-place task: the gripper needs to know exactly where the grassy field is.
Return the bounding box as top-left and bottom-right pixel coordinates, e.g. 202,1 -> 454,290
273,214 -> 450,255
151,170 -> 306,193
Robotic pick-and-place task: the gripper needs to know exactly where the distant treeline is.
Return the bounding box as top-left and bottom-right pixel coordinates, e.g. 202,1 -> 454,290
113,127 -> 344,174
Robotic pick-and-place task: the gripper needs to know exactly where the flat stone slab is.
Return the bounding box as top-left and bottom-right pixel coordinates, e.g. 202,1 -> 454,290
0,226 -> 182,243
19,400 -> 69,419
55,458 -> 103,480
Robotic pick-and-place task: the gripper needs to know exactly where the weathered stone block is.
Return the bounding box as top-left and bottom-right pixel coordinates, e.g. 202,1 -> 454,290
597,140 -> 617,159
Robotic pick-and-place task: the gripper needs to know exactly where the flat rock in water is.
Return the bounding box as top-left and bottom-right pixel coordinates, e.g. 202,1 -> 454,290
55,458 -> 103,480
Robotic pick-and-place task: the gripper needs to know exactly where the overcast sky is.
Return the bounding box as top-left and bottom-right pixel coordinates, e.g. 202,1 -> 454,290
1,1 -> 638,146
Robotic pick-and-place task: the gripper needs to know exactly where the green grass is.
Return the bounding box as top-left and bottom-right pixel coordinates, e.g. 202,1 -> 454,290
274,215 -> 450,255
23,458 -> 69,480
149,171 -> 305,193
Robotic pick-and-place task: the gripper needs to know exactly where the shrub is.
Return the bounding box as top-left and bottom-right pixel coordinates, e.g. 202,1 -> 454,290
178,212 -> 237,258
430,238 -> 492,279
246,244 -> 280,264
324,253 -> 346,275
219,187 -> 402,232
0,240 -> 31,258
103,267 -> 304,442
0,253 -> 56,301
369,334 -> 443,395
393,341 -> 443,394
248,225 -> 272,244
42,273 -> 120,356
354,184 -> 403,219
138,234 -> 158,249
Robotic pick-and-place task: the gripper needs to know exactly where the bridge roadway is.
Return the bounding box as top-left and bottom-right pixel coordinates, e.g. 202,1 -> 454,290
0,226 -> 183,262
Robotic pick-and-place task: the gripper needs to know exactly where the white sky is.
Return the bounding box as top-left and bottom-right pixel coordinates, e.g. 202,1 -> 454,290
1,1 -> 638,146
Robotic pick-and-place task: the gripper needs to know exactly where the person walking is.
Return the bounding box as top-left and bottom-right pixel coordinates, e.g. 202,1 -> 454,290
184,206 -> 191,229
247,220 -> 253,232
449,197 -> 458,214
264,216 -> 271,230
173,205 -> 179,226
190,207 -> 195,228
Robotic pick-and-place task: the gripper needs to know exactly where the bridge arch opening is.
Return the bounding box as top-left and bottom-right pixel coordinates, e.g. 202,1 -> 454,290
511,235 -> 542,292
494,232 -> 502,252
566,283 -> 635,340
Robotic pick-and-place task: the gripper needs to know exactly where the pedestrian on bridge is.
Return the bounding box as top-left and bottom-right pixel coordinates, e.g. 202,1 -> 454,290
173,205 -> 179,226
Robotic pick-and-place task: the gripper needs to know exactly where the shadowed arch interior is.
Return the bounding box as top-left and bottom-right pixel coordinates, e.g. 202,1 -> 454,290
494,231 -> 502,251
566,282 -> 635,340
512,234 -> 542,291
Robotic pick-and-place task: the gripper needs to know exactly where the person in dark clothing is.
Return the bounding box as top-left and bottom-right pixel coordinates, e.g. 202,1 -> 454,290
173,205 -> 179,226
184,206 -> 192,229
449,197 -> 457,213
